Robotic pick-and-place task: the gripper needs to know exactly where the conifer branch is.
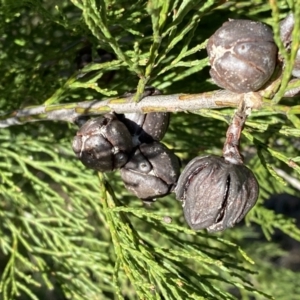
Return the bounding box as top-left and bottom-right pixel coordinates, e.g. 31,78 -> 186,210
0,90 -> 264,128
2,1 -> 300,299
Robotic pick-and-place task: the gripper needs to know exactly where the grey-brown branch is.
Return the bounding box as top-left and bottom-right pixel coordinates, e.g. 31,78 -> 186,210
0,90 -> 263,128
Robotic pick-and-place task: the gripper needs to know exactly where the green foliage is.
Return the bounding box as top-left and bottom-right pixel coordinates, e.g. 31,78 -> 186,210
0,0 -> 300,299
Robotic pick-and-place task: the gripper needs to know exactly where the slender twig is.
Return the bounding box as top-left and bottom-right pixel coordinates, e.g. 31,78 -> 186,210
0,90 -> 263,128
273,167 -> 300,191
222,101 -> 248,165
